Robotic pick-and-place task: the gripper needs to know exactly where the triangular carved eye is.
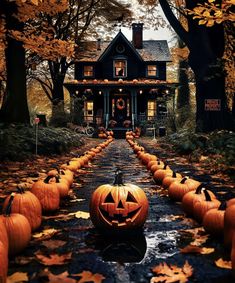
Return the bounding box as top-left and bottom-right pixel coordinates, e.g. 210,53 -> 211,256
126,192 -> 137,203
104,192 -> 115,203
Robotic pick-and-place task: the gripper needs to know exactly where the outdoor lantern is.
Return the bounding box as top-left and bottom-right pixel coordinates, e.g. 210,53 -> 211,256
89,170 -> 149,232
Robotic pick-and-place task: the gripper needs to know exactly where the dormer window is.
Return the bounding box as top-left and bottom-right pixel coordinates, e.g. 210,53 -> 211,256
147,65 -> 157,77
114,60 -> 127,77
83,65 -> 94,77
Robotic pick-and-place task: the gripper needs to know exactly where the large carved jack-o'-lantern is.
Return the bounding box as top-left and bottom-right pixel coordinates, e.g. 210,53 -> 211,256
89,170 -> 149,231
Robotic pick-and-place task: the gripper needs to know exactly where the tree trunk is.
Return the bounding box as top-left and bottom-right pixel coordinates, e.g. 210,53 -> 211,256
0,1 -> 30,124
159,0 -> 234,132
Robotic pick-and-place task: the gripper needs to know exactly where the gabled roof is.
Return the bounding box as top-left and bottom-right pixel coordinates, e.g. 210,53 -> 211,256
75,31 -> 171,62
98,31 -> 143,62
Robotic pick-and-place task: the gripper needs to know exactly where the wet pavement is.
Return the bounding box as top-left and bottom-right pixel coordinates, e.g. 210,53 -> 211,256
6,138 -> 235,283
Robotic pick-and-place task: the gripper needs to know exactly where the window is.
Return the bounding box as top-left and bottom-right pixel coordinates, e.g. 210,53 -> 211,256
114,60 -> 127,77
83,66 -> 94,77
147,100 -> 156,120
84,101 -> 94,123
147,65 -> 157,77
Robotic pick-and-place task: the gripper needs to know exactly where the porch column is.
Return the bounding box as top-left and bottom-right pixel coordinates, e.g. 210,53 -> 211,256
131,89 -> 137,128
103,89 -> 110,128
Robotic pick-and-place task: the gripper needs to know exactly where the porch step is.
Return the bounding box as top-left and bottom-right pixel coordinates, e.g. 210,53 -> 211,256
108,127 -> 131,139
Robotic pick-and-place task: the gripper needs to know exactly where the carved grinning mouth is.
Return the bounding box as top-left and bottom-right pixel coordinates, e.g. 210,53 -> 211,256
99,207 -> 141,226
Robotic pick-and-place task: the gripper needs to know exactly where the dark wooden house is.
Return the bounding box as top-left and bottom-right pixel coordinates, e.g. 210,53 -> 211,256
65,23 -> 177,133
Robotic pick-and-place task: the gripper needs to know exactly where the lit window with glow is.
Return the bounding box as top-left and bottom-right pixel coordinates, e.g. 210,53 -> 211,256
147,65 -> 157,77
147,100 -> 156,120
84,66 -> 94,77
114,60 -> 127,77
84,101 -> 94,123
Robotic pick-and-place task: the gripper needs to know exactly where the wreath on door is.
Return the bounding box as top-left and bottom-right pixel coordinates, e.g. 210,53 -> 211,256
116,98 -> 125,110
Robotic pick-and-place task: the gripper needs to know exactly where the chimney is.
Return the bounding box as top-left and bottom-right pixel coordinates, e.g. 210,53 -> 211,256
132,23 -> 143,49
97,38 -> 101,50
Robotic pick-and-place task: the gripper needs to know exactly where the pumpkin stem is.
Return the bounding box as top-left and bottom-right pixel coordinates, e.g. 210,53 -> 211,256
55,175 -> 61,183
195,184 -> 205,194
17,186 -> 25,194
163,164 -> 168,169
172,171 -> 177,178
114,170 -> 124,185
219,201 -> 227,210
5,193 -> 15,216
204,189 -> 212,201
180,177 -> 188,184
44,175 -> 54,184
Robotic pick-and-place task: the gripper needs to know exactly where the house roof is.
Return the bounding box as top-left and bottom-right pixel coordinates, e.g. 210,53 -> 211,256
75,35 -> 171,62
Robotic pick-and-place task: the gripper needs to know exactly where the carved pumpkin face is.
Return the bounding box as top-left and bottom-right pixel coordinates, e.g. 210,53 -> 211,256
90,172 -> 149,231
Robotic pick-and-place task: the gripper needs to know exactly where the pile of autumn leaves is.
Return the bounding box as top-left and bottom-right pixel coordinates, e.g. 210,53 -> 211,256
0,136 -> 114,283
126,131 -> 235,282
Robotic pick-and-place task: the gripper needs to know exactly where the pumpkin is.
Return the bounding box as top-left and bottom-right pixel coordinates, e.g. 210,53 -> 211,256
153,165 -> 172,184
61,160 -> 81,172
0,240 -> 8,283
202,202 -> 226,237
0,218 -> 8,251
224,202 -> 235,249
48,168 -> 74,186
150,161 -> 165,174
89,170 -> 149,232
168,177 -> 201,202
1,194 -> 31,256
162,171 -> 182,189
181,184 -> 216,216
2,187 -> 42,231
53,176 -> 70,198
31,176 -> 60,212
231,233 -> 235,269
193,189 -> 220,223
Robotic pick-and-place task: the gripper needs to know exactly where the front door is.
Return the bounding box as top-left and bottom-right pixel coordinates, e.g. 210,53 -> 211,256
111,95 -> 131,127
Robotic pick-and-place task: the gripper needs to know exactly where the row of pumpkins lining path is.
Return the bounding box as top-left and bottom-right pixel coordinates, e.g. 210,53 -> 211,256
6,138 -> 234,283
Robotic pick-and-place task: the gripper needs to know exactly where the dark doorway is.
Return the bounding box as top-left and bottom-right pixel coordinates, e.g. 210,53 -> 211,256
110,94 -> 131,127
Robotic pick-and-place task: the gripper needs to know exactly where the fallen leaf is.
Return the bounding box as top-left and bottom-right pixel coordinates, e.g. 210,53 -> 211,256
14,256 -> 34,265
48,271 -> 76,283
35,252 -> 72,265
151,261 -> 193,283
72,270 -> 105,283
7,272 -> 28,283
215,258 -> 232,269
74,211 -> 90,219
41,239 -> 66,250
180,245 -> 214,254
32,228 -> 60,240
70,198 -> 86,203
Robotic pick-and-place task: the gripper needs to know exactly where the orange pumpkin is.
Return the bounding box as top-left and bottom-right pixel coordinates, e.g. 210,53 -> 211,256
193,190 -> 220,223
89,170 -> 149,232
0,218 -> 8,251
168,177 -> 201,202
231,233 -> 235,269
182,184 -> 216,216
2,187 -> 42,231
31,176 -> 60,212
162,171 -> 182,189
202,202 -> 226,237
48,168 -> 74,186
153,165 -> 172,184
0,240 -> 8,283
1,194 -> 31,256
224,201 -> 235,249
150,161 -> 165,174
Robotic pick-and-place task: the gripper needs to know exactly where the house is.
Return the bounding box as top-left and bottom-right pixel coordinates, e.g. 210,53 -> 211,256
64,23 -> 177,134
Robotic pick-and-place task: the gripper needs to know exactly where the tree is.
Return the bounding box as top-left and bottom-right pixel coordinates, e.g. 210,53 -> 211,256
0,0 -> 70,123
138,0 -> 234,132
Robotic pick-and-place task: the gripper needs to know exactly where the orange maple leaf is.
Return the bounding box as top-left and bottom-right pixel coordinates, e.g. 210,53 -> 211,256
35,252 -> 72,265
151,261 -> 193,283
72,270 -> 105,283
